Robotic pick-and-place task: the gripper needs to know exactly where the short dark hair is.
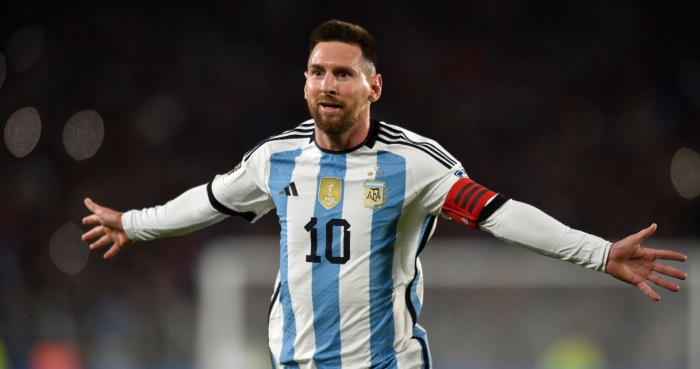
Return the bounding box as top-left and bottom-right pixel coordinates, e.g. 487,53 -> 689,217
309,20 -> 378,69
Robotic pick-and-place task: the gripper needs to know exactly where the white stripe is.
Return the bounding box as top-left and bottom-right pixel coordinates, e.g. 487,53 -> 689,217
287,146 -> 322,363
337,153 -> 376,367
395,340 -> 424,369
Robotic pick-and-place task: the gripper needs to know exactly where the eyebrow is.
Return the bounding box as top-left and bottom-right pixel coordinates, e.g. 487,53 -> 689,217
308,63 -> 356,75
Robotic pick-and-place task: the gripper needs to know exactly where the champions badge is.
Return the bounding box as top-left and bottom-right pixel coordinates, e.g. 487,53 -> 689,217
362,180 -> 387,209
319,177 -> 342,210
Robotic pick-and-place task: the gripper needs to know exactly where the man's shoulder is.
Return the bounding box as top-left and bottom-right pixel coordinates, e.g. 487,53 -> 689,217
243,120 -> 315,162
374,120 -> 458,169
375,120 -> 441,145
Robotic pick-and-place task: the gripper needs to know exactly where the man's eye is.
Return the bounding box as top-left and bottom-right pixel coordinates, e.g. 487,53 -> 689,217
338,72 -> 348,78
312,70 -> 322,76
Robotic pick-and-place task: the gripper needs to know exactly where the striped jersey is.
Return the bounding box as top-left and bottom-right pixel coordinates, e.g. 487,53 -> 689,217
208,119 -> 469,368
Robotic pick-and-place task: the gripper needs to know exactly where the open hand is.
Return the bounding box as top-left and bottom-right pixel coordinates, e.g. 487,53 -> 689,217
605,224 -> 687,301
81,198 -> 133,259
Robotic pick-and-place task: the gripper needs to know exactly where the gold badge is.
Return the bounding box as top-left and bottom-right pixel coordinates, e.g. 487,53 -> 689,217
318,177 -> 342,209
362,180 -> 387,209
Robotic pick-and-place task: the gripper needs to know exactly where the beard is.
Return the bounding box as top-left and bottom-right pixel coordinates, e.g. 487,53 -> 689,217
308,95 -> 368,137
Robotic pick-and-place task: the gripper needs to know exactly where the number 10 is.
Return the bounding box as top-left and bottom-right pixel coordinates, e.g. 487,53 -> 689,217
304,217 -> 351,264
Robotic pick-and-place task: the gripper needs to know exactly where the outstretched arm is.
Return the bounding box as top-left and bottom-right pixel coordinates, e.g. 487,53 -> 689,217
82,198 -> 133,259
82,184 -> 230,259
440,182 -> 688,301
605,223 -> 687,301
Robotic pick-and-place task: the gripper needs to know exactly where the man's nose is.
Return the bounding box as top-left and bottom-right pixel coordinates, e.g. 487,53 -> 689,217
320,74 -> 336,95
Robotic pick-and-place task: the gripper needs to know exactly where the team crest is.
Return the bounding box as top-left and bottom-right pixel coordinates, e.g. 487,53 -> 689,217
362,180 -> 387,209
318,177 -> 342,209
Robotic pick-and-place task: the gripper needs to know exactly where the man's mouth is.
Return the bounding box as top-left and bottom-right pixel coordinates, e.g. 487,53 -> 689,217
319,102 -> 343,112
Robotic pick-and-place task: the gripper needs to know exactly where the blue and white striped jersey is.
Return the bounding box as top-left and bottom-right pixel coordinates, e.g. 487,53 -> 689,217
209,119 -> 464,368
123,119 -> 612,368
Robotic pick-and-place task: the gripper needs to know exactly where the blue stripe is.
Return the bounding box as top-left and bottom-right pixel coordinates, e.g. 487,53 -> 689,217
412,326 -> 432,369
410,269 -> 422,318
410,216 -> 433,318
269,149 -> 303,367
369,151 -> 406,367
311,152 -> 346,367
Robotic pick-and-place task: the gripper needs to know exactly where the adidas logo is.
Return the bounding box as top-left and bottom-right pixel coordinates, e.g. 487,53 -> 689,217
279,182 -> 298,196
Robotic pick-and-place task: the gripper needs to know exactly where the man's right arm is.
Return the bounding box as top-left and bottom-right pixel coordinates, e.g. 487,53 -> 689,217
123,184 -> 228,241
84,145 -> 275,258
82,184 -> 229,258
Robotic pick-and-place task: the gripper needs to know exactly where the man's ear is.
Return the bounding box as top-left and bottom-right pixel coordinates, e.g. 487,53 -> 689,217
368,73 -> 382,102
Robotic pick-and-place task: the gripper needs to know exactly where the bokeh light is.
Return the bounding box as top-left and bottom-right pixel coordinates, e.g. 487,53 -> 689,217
4,106 -> 41,158
49,223 -> 89,275
63,110 -> 104,161
28,341 -> 83,369
5,25 -> 44,73
0,339 -> 8,369
538,336 -> 605,369
670,147 -> 700,199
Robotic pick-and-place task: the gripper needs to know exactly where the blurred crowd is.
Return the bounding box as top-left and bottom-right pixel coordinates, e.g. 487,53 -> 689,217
0,1 -> 698,368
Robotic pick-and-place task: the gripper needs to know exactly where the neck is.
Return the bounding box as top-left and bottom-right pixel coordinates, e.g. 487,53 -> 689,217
314,112 -> 371,151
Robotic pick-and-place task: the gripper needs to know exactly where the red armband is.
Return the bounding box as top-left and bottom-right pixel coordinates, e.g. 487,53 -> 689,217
441,178 -> 498,228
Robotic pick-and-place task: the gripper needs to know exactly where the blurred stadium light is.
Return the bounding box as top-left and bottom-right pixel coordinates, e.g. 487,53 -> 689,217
671,148 -> 700,200
62,110 -> 104,161
4,106 -> 41,158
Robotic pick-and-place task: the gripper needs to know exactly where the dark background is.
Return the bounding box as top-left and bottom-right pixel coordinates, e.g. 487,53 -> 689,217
0,1 -> 698,368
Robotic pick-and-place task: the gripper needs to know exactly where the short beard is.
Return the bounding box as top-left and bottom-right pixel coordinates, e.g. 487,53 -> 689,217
308,97 -> 367,138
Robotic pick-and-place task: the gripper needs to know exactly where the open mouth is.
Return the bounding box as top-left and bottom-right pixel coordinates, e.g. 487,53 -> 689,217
319,102 -> 343,112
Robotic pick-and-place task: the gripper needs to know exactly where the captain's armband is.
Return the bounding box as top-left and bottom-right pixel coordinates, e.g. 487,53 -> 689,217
441,178 -> 508,228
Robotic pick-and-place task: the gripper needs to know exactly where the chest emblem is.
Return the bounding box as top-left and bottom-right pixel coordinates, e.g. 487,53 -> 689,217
318,177 -> 342,210
362,180 -> 387,210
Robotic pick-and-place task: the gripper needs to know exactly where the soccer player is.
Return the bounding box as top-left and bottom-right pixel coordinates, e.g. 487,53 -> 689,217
82,20 -> 687,369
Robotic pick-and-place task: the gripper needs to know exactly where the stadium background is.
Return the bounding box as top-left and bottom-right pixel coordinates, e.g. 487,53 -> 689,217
0,1 -> 699,368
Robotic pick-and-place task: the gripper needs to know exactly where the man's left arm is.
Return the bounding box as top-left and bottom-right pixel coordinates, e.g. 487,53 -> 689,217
440,178 -> 687,301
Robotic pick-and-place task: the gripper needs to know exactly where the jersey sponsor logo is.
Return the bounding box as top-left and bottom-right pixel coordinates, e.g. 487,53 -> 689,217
453,168 -> 468,178
362,179 -> 387,209
318,177 -> 342,209
222,162 -> 242,185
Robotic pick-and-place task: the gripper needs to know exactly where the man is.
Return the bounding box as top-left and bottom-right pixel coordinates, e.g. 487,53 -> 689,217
82,20 -> 687,369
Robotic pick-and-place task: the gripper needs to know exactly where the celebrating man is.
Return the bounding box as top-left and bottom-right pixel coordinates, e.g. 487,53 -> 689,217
83,20 -> 687,368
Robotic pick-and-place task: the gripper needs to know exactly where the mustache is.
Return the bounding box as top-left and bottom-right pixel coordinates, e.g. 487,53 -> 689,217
316,96 -> 343,106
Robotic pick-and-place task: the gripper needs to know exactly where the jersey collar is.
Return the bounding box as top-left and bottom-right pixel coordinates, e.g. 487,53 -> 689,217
310,118 -> 380,154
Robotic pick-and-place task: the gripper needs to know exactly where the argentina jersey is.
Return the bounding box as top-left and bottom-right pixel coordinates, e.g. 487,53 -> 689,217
209,119 -> 463,369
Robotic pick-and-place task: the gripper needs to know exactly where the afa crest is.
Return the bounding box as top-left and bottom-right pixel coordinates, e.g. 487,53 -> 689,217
362,180 -> 387,209
318,177 -> 342,209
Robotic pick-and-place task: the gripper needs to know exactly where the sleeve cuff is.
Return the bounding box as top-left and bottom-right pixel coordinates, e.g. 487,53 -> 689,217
121,210 -> 140,242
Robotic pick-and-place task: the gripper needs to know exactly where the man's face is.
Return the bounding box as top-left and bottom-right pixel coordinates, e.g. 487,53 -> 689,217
304,42 -> 376,137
